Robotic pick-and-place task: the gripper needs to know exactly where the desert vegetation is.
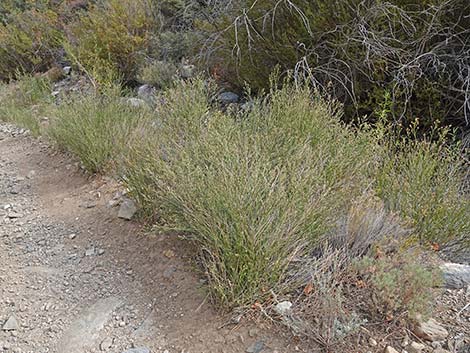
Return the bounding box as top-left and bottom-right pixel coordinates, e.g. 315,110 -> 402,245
0,0 -> 468,351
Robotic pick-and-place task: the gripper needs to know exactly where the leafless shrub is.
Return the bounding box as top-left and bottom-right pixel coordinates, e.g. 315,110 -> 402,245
203,0 -> 470,129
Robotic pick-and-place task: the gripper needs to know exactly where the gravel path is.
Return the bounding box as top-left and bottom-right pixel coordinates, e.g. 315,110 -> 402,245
0,123 -> 294,353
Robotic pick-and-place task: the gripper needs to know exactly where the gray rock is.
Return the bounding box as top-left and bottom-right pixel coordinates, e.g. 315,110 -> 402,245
118,198 -> 137,220
274,301 -> 292,316
57,297 -> 122,353
122,348 -> 150,353
218,92 -> 240,105
440,263 -> 470,289
85,248 -> 95,257
246,341 -> 264,353
2,315 -> 19,331
7,212 -> 22,219
63,66 -> 72,75
385,347 -> 400,353
137,84 -> 156,102
180,65 -> 195,79
413,318 -> 448,342
408,341 -> 426,353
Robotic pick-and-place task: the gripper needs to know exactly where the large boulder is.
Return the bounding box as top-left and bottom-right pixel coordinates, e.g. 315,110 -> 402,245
440,263 -> 470,289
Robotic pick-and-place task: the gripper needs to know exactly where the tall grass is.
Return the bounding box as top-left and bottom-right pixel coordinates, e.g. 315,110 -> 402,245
48,92 -> 152,173
0,75 -> 52,135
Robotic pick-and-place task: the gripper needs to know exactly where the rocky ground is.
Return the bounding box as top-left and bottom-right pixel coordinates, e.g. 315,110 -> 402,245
0,122 -> 469,353
0,123 -> 297,353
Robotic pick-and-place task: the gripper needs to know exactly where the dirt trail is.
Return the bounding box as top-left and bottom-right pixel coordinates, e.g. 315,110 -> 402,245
0,123 -> 296,353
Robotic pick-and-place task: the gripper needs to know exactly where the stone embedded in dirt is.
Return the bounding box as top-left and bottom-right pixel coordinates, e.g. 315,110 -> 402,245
246,340 -> 265,353
7,211 -> 22,219
440,263 -> 470,289
2,315 -> 19,331
368,338 -> 378,347
274,301 -> 292,316
100,337 -> 113,351
408,341 -> 427,353
68,233 -> 77,240
163,266 -> 176,279
413,318 -> 449,342
122,348 -> 150,353
57,297 -> 122,353
117,198 -> 137,220
384,346 -> 400,353
85,248 -> 95,256
98,249 -> 105,256
433,349 -> 451,353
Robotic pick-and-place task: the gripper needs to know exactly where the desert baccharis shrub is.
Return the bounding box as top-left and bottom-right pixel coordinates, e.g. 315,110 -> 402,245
48,90 -> 153,173
375,136 -> 470,245
122,79 -> 380,307
0,75 -> 53,135
0,8 -> 64,80
66,0 -> 160,84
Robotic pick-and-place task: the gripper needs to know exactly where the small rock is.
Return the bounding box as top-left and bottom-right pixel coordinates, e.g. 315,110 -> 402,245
100,337 -> 113,351
218,92 -> 240,105
163,266 -> 176,279
7,212 -> 22,219
368,338 -> 378,347
63,66 -> 72,75
27,170 -> 36,179
85,248 -> 95,256
122,348 -> 150,353
413,317 -> 448,342
274,301 -> 292,316
433,349 -> 451,353
408,341 -> 426,353
246,340 -> 265,353
138,84 -> 155,99
440,263 -> 470,289
98,249 -> 105,256
68,233 -> 77,240
118,198 -> 137,220
2,315 -> 19,331
385,347 -> 399,353
180,65 -> 195,79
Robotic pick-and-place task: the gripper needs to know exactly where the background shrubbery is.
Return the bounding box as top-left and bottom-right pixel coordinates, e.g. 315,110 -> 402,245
203,0 -> 470,131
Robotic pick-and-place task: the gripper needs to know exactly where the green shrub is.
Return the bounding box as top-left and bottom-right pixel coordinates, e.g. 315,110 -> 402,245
137,60 -> 177,89
0,8 -> 63,80
66,0 -> 160,84
375,137 -> 470,245
48,91 -> 151,173
122,79 -> 378,307
0,75 -> 52,135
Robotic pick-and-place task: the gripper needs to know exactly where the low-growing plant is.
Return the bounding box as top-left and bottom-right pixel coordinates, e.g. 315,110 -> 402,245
48,90 -> 152,173
352,250 -> 441,320
137,60 -> 177,89
0,75 -> 52,135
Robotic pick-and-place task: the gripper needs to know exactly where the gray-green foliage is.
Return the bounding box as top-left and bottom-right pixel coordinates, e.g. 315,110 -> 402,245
122,79 -> 380,306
